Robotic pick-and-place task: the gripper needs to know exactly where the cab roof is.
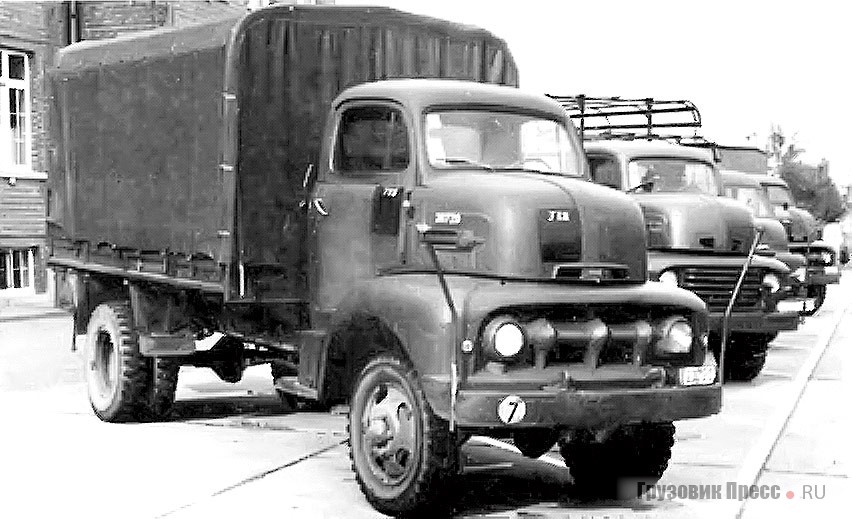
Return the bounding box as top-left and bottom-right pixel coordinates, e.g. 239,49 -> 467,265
720,170 -> 763,187
334,79 -> 565,119
584,139 -> 716,164
758,175 -> 789,188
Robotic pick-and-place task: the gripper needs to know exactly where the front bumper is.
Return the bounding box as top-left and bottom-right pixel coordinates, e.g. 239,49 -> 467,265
451,384 -> 721,429
708,310 -> 799,334
776,297 -> 818,314
805,271 -> 840,286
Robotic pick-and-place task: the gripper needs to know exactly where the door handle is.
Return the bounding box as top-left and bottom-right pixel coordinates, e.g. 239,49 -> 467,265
312,198 -> 329,216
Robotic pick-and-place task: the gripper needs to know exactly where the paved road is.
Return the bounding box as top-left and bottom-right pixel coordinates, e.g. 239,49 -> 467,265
0,277 -> 848,518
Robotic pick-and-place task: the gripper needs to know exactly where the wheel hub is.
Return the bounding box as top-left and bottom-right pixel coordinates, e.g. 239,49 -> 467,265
361,382 -> 416,485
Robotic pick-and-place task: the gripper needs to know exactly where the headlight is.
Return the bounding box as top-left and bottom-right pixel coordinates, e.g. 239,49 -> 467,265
483,316 -> 526,359
793,267 -> 807,281
658,270 -> 679,287
821,252 -> 834,265
654,316 -> 693,354
762,273 -> 781,293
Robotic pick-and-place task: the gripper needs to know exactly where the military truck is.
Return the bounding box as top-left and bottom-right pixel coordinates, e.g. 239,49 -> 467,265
759,175 -> 840,312
550,97 -> 799,381
719,170 -> 815,314
696,144 -> 839,314
48,6 -> 721,513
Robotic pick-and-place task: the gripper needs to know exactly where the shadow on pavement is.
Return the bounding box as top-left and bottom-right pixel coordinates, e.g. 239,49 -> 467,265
448,442 -> 662,518
170,395 -> 289,421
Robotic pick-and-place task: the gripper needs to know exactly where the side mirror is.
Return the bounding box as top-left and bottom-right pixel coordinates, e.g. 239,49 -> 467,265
782,202 -> 789,211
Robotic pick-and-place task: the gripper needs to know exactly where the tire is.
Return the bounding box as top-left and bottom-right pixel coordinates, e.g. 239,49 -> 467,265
85,301 -> 148,422
560,422 -> 675,500
349,356 -> 458,516
513,430 -> 559,458
721,333 -> 770,382
802,285 -> 827,316
146,357 -> 179,420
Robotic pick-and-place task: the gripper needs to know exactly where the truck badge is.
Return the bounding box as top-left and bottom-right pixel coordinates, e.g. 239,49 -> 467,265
547,210 -> 571,222
435,212 -> 461,225
497,395 -> 526,424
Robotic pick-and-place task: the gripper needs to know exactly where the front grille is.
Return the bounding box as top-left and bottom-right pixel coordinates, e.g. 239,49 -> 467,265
680,267 -> 763,312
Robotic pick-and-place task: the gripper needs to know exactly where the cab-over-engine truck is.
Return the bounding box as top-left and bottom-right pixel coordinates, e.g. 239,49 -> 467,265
718,170 -> 814,315
48,6 -> 721,514
551,96 -> 800,382
693,144 -> 839,315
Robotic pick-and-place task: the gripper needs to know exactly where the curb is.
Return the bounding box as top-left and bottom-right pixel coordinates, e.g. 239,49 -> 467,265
732,287 -> 850,518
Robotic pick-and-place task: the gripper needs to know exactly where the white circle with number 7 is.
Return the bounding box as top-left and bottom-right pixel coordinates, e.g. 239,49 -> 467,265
497,395 -> 526,424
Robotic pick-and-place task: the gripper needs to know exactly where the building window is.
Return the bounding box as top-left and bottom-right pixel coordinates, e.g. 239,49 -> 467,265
0,49 -> 32,171
1,249 -> 34,290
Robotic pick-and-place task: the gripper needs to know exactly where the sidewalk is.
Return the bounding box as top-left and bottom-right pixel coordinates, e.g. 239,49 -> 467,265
0,292 -> 69,322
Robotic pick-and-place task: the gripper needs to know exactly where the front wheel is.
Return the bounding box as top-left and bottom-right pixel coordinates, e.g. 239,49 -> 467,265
802,285 -> 827,316
349,356 -> 458,515
717,333 -> 771,382
560,422 -> 675,500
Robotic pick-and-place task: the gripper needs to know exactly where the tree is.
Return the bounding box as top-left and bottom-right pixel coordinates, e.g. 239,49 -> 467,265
770,129 -> 845,222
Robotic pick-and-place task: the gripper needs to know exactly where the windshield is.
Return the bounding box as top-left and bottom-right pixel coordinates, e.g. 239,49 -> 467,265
724,185 -> 774,217
425,110 -> 583,176
627,159 -> 719,195
765,185 -> 794,206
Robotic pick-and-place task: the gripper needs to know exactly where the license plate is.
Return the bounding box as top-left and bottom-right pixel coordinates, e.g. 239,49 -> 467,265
777,299 -> 815,313
825,266 -> 839,275
678,365 -> 716,386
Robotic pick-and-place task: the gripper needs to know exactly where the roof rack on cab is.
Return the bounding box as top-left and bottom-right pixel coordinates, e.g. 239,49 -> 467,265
547,95 -> 703,141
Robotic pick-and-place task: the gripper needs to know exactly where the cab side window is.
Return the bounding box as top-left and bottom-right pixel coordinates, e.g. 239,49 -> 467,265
588,155 -> 621,189
335,105 -> 409,174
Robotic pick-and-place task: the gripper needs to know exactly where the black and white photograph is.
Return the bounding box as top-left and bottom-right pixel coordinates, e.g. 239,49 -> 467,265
0,1 -> 847,517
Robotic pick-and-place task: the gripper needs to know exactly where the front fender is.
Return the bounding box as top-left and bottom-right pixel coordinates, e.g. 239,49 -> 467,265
334,274 -> 479,377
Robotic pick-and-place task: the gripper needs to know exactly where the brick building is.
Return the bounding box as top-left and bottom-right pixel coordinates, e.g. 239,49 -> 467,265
0,0 -> 256,293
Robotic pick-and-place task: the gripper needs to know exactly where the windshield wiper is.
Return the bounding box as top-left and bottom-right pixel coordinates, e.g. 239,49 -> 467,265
439,157 -> 494,172
626,181 -> 654,193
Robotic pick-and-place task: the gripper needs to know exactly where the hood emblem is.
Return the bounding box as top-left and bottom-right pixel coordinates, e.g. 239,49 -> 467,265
546,210 -> 572,222
435,212 -> 461,225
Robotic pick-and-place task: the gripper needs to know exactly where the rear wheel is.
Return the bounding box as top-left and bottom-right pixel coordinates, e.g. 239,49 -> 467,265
349,356 -> 458,515
560,422 -> 675,500
146,357 -> 179,420
85,301 -> 148,422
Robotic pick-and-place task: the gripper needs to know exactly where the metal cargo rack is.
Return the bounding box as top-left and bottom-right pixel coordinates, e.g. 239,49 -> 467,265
548,95 -> 703,141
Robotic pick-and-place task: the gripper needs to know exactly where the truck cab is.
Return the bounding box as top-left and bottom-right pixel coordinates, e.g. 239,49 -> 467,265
759,175 -> 840,313
719,170 -> 814,314
582,139 -> 798,381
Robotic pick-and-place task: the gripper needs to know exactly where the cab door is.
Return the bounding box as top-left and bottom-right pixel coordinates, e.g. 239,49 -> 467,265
310,101 -> 415,313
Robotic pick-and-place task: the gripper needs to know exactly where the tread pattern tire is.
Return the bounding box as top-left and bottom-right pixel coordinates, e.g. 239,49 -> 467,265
348,355 -> 458,516
513,430 -> 559,459
85,301 -> 148,422
801,285 -> 827,317
721,333 -> 771,382
560,422 -> 675,500
146,357 -> 179,420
